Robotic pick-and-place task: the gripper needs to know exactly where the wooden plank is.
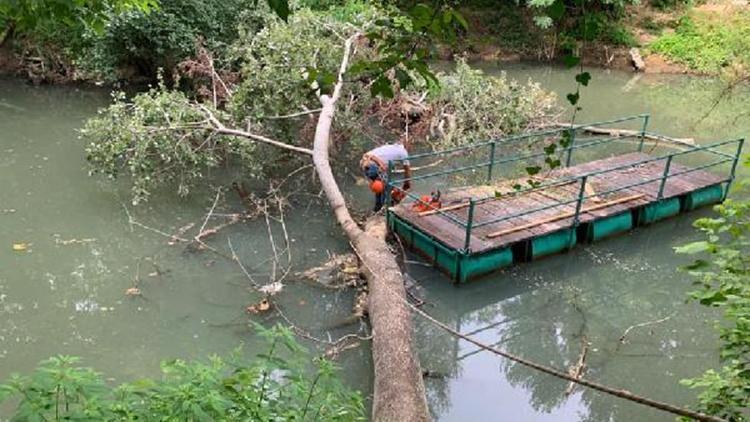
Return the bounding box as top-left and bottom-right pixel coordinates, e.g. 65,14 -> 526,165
486,194 -> 645,239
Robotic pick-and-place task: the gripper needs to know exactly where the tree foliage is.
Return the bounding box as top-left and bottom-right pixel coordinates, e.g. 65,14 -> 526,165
81,4 -> 559,204
82,84 -> 258,204
81,0 -> 259,80
676,160 -> 750,420
0,0 -> 157,35
427,59 -> 558,149
0,325 -> 364,421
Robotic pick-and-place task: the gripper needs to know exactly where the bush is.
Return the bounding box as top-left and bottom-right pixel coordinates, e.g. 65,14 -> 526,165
675,167 -> 750,419
80,0 -> 258,80
0,325 -> 365,421
427,59 -> 558,149
650,11 -> 750,74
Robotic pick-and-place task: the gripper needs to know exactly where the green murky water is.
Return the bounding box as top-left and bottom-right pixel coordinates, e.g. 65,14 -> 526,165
0,64 -> 748,421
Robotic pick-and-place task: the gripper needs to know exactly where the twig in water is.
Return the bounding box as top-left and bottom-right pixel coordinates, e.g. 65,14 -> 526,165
564,335 -> 589,396
197,188 -> 222,238
228,237 -> 260,289
274,305 -> 371,360
619,312 -> 677,344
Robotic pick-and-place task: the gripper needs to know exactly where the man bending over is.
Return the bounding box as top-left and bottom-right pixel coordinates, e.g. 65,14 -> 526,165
360,143 -> 412,212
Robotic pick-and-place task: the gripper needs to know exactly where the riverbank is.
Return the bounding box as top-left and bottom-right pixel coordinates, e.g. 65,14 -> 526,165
441,0 -> 749,76
1,1 -> 747,86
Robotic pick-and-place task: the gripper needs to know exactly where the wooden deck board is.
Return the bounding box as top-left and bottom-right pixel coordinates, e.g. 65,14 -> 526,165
390,152 -> 725,253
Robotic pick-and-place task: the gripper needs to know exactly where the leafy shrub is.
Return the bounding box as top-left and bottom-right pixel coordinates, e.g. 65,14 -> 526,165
650,0 -> 690,11
0,325 -> 365,421
650,11 -> 750,74
81,0 -> 257,80
675,172 -> 750,420
427,59 -> 558,149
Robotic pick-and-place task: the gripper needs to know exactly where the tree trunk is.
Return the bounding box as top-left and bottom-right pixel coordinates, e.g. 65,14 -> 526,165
311,36 -> 429,419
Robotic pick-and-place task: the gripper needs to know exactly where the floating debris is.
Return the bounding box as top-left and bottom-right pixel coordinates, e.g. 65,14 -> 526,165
11,242 -> 30,252
245,298 -> 271,314
258,282 -> 284,296
125,287 -> 142,297
54,237 -> 97,246
74,299 -> 100,313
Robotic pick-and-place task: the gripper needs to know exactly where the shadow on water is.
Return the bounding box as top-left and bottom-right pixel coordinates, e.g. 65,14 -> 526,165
410,207 -> 723,421
405,63 -> 749,421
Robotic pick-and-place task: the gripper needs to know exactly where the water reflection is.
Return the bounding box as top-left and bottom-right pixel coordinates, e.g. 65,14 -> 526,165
413,212 -> 721,421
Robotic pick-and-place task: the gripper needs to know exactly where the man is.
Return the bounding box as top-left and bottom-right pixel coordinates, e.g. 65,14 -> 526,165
360,143 -> 412,212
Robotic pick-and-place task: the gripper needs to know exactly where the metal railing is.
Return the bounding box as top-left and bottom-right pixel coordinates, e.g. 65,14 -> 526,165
384,115 -> 745,253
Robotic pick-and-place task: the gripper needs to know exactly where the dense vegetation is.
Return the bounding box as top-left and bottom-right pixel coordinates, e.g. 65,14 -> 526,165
676,159 -> 750,420
81,5 -> 558,204
650,10 -> 750,74
0,325 -> 364,420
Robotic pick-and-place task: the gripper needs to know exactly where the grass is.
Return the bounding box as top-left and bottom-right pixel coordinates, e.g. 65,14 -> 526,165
649,9 -> 750,74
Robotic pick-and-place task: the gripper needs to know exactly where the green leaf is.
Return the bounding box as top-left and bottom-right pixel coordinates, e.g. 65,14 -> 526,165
409,3 -> 433,30
371,75 -> 394,99
563,54 -> 580,68
548,0 -> 565,21
545,157 -> 561,169
683,259 -> 709,270
543,143 -> 557,155
448,9 -> 469,31
674,241 -> 712,255
559,130 -> 572,148
575,72 -> 591,86
395,68 -> 412,89
266,0 -> 290,21
566,92 -> 580,106
525,166 -> 541,176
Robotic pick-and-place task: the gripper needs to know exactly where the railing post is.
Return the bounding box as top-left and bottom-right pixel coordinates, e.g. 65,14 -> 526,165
657,155 -> 673,200
638,114 -> 650,152
570,175 -> 587,249
565,128 -> 577,167
385,160 -> 394,207
464,199 -> 475,252
573,176 -> 587,226
723,138 -> 745,200
487,142 -> 496,182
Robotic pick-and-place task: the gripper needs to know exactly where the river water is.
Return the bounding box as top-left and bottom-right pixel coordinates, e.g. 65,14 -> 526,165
0,65 -> 748,420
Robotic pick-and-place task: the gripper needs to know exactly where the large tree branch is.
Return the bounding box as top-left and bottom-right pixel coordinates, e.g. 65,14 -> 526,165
198,105 -> 314,156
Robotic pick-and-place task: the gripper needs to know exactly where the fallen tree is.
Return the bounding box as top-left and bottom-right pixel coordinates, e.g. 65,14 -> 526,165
311,34 -> 428,420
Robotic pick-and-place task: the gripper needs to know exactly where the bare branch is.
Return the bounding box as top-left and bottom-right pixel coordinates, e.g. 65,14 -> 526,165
198,105 -> 314,155
228,237 -> 260,289
198,188 -> 222,236
619,312 -> 677,344
263,108 -> 322,120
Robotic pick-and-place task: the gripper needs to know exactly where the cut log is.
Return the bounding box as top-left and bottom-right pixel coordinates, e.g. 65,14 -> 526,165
485,194 -> 644,238
548,123 -> 695,146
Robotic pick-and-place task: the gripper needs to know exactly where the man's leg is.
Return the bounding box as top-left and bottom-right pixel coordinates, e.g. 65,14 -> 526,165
374,192 -> 385,212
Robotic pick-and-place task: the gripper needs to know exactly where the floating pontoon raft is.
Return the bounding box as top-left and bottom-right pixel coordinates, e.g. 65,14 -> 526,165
385,115 -> 744,283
